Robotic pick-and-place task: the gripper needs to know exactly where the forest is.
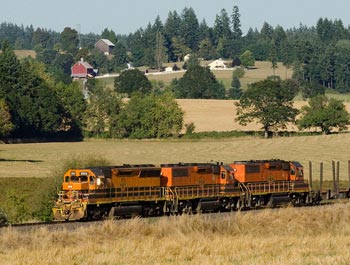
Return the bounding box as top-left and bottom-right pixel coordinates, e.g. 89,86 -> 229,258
1,5 -> 350,139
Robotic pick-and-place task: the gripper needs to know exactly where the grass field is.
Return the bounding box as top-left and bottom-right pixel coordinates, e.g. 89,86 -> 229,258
0,134 -> 350,181
0,50 -> 36,59
101,60 -> 291,91
1,203 -> 350,264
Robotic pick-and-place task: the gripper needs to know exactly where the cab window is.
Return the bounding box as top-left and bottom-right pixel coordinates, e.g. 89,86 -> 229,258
64,176 -> 70,182
80,176 -> 88,182
71,176 -> 79,182
90,176 -> 95,185
221,171 -> 226,179
299,169 -> 303,177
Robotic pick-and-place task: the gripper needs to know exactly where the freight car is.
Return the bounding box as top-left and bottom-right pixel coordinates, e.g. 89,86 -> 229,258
52,159 -> 313,221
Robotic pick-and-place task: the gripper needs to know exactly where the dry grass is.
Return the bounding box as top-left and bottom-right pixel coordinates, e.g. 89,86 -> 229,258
1,134 -> 350,181
1,203 -> 350,264
147,61 -> 292,91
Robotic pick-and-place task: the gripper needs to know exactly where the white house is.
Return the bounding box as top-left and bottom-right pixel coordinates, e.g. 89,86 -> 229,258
208,59 -> 227,70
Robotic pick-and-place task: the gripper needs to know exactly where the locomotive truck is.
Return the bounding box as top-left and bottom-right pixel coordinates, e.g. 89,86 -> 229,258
52,159 -> 311,221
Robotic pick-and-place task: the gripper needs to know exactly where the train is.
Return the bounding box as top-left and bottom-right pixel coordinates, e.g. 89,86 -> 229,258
52,159 -> 320,221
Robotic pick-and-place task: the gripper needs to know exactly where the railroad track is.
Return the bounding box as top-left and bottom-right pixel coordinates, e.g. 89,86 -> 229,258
1,197 -> 349,231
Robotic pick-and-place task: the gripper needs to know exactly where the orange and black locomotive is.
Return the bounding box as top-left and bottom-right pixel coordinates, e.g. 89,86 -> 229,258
52,159 -> 311,221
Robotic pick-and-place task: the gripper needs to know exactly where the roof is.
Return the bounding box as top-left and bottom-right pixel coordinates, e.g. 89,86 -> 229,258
208,59 -> 227,68
73,60 -> 93,69
100,39 -> 115,47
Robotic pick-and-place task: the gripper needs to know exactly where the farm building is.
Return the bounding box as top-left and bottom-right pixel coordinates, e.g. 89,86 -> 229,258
95,39 -> 115,55
208,59 -> 228,70
71,58 -> 97,79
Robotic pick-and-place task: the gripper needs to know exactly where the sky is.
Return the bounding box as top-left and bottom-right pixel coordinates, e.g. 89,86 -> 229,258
1,0 -> 350,35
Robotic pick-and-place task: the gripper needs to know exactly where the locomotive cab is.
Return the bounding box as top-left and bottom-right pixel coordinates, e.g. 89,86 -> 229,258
290,162 -> 304,181
219,165 -> 236,185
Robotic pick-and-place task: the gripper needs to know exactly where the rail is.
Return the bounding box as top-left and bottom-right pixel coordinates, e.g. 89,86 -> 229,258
246,181 -> 309,194
113,186 -> 163,201
174,185 -> 221,199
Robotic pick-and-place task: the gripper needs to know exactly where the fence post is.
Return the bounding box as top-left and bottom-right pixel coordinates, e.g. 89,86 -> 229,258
309,161 -> 313,189
320,161 -> 323,195
336,160 -> 340,195
332,160 -> 336,193
348,160 -> 350,189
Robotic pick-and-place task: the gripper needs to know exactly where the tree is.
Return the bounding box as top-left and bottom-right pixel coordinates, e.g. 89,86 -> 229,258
110,42 -> 127,70
55,81 -> 85,138
180,7 -> 199,51
171,37 -> 191,61
334,40 -> 350,93
119,92 -> 183,138
231,5 -> 242,57
174,62 -> 225,99
299,81 -> 326,99
0,99 -> 14,137
298,95 -> 350,135
114,69 -> 152,95
101,28 -> 118,44
228,76 -> 242,99
60,27 -> 79,55
239,50 -> 255,69
235,79 -> 298,138
84,79 -> 122,138
155,31 -> 167,71
231,5 -> 242,40
198,38 -> 218,60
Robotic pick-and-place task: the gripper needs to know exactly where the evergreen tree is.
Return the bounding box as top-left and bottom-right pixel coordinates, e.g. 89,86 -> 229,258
198,38 -> 218,60
0,99 -> 14,137
101,28 -> 118,44
231,5 -> 242,40
228,76 -> 242,99
180,7 -> 199,51
164,11 -> 181,61
60,27 -> 79,55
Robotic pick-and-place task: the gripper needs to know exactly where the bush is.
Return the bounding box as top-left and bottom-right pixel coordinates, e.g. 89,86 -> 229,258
0,208 -> 8,226
232,67 -> 245,79
185,122 -> 196,134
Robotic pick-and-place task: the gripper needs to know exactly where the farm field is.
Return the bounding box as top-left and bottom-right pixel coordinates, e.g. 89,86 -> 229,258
178,99 -> 350,132
0,134 -> 350,181
101,60 -> 292,91
1,203 -> 350,264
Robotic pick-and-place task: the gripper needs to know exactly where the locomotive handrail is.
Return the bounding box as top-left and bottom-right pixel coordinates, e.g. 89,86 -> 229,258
246,181 -> 295,194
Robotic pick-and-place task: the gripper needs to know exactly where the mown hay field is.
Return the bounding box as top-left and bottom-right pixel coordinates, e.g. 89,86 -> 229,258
1,203 -> 350,264
1,134 -> 350,181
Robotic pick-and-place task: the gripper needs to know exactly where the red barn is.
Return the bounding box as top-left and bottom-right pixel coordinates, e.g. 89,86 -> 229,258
71,59 -> 96,79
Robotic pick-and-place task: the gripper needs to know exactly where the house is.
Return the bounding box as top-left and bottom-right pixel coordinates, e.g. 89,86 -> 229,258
95,39 -> 115,55
208,59 -> 227,70
71,58 -> 96,79
184,54 -> 191,62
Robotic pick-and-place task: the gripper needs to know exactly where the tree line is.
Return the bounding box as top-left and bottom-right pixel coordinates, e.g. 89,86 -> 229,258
2,7 -> 350,93
0,43 -> 183,140
1,5 -> 350,140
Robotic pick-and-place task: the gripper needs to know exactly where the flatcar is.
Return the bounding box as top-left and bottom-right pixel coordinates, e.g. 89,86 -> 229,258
52,159 -> 312,221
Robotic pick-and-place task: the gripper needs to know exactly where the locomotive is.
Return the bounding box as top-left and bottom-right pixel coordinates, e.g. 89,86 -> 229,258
52,159 -> 312,221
